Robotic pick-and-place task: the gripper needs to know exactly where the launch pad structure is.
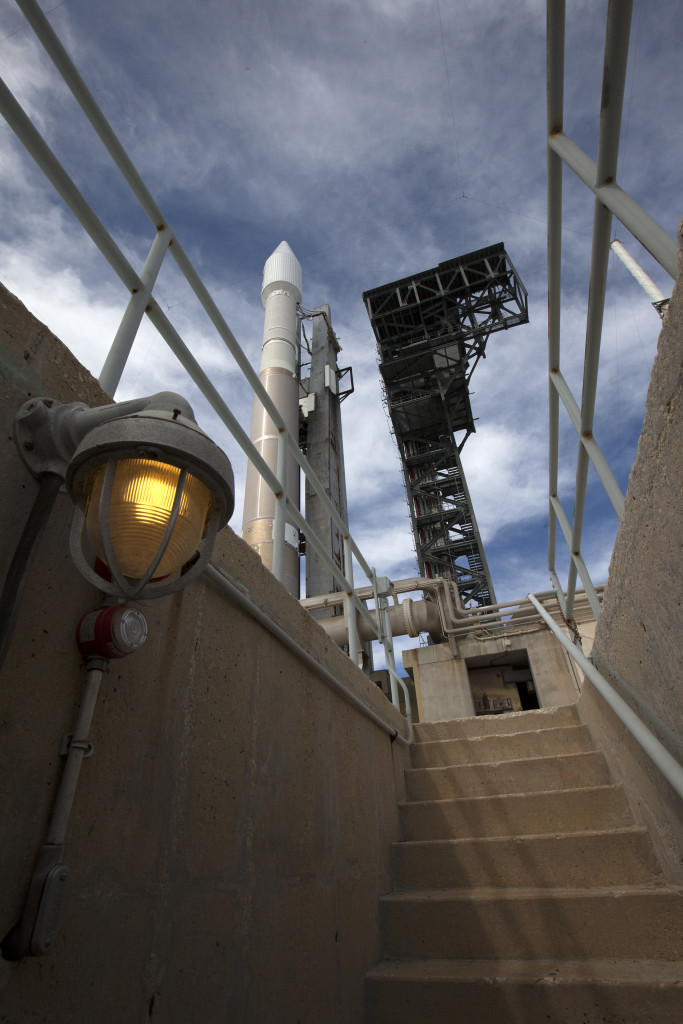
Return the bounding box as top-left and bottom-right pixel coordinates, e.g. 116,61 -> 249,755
363,243 -> 528,608
298,304 -> 353,613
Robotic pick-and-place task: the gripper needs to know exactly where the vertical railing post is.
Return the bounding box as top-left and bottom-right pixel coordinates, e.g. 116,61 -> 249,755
381,599 -> 400,709
566,0 -> 633,622
98,226 -> 172,395
343,538 -> 359,666
371,569 -> 401,709
547,0 -> 565,612
272,428 -> 287,583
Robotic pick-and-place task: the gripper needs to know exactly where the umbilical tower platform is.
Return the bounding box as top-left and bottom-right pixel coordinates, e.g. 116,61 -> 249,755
363,243 -> 528,608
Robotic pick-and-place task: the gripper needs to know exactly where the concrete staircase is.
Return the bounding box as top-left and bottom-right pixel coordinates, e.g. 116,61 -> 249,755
366,705 -> 683,1023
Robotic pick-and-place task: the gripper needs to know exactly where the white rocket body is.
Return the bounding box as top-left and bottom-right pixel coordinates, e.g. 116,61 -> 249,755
242,241 -> 302,596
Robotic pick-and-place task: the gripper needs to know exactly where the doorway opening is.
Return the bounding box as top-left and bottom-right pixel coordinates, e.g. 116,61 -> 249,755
466,648 -> 539,715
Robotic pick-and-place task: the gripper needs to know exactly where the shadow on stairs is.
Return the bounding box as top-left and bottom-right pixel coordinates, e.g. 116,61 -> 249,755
366,705 -> 683,1023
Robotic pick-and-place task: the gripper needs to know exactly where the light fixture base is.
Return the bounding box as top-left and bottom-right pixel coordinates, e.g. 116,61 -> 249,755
14,398 -> 88,479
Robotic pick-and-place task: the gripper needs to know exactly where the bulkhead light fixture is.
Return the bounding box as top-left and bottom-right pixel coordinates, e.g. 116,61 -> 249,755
84,459 -> 211,579
15,391 -> 234,599
3,391 -> 234,964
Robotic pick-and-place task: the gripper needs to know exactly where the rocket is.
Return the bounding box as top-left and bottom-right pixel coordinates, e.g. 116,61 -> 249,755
241,241 -> 302,596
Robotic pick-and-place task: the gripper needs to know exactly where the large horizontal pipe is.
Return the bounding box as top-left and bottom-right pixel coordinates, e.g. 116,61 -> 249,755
318,597 -> 443,647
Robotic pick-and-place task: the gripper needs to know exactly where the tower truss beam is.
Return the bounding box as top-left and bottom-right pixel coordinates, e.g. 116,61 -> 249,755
363,243 -> 528,608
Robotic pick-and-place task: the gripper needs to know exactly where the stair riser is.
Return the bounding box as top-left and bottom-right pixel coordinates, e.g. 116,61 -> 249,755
392,830 -> 662,890
413,706 -> 581,743
367,977 -> 683,1024
411,726 -> 594,768
400,787 -> 633,840
406,752 -> 611,801
381,892 -> 683,961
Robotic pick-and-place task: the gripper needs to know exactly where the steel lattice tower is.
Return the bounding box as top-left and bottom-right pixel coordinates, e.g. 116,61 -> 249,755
363,243 -> 528,607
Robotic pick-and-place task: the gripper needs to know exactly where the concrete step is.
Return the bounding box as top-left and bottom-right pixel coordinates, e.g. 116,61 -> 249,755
406,750 -> 612,801
411,724 -> 595,768
366,958 -> 683,1024
413,704 -> 580,743
392,827 -> 664,890
380,886 -> 683,961
399,785 -> 634,840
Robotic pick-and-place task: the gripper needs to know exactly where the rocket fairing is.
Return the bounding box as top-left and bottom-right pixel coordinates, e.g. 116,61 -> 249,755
241,241 -> 303,596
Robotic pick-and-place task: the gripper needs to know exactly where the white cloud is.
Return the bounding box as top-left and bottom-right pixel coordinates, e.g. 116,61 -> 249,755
0,0 -> 679,616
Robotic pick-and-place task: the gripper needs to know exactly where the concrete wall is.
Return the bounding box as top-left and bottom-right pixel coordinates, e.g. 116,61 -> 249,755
579,221 -> 683,883
0,283 -> 410,1022
403,626 -> 581,723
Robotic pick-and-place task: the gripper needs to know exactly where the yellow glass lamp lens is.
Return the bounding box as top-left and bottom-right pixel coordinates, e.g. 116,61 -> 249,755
85,458 -> 212,579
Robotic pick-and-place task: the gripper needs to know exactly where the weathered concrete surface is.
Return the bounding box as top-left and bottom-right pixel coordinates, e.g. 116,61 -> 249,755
402,644 -> 476,721
410,723 -> 595,768
0,283 -> 410,1022
403,626 -> 580,723
413,702 -> 580,741
367,958 -> 683,1024
391,827 -> 663,890
582,220 -> 683,884
399,784 -> 634,840
405,750 -> 612,801
369,707 -> 683,1022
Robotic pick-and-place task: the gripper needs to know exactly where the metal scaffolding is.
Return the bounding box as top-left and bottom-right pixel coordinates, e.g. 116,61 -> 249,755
363,243 -> 528,607
298,304 -> 353,612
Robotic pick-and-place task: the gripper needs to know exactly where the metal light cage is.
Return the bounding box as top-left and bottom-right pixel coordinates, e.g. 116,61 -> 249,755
66,410 -> 234,600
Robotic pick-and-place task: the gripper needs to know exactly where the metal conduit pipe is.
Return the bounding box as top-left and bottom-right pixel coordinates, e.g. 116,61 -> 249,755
203,565 -> 410,745
317,597 -> 443,648
2,659 -> 107,961
300,575 -> 444,610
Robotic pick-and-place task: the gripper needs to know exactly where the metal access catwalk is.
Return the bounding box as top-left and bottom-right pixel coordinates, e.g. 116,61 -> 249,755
363,243 -> 528,607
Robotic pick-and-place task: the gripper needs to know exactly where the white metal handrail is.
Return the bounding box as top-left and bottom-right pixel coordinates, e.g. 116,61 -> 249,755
1,0 -> 408,720
528,593 -> 683,800
546,0 -> 675,623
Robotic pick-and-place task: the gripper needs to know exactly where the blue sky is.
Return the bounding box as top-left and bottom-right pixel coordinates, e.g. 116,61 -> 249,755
0,0 -> 679,622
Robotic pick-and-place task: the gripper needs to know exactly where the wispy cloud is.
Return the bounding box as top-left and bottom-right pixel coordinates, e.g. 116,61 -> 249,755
0,0 -> 679,612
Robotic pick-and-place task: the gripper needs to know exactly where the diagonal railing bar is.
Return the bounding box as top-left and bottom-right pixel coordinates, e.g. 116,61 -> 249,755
549,497 -> 602,619
3,0 -> 401,713
548,133 -> 677,279
0,76 -> 142,295
13,0 -> 316,444
99,227 -> 172,394
528,593 -> 683,800
550,370 -> 625,517
9,0 -> 378,600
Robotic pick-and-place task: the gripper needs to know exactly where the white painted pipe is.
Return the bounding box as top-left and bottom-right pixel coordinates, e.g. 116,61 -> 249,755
610,239 -> 666,304
47,665 -> 104,846
242,242 -> 302,596
319,597 -> 443,647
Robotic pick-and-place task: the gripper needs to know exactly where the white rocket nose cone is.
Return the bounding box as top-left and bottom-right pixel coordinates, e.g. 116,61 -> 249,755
262,240 -> 302,305
273,240 -> 295,258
